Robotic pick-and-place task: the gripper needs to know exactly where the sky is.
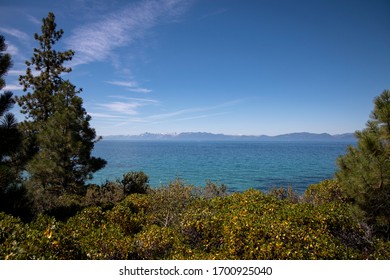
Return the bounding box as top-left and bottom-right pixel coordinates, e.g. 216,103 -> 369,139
0,0 -> 389,136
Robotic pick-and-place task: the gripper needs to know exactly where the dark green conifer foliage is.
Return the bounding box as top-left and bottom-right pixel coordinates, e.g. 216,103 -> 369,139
16,13 -> 106,194
1,34 -> 21,179
0,35 -> 12,90
17,13 -> 74,122
0,91 -> 20,160
337,90 -> 390,239
1,34 -> 17,175
0,35 -> 30,218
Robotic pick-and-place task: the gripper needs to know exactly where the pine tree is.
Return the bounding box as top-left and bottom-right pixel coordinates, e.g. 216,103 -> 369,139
0,92 -> 20,161
1,34 -> 21,183
337,90 -> 390,239
16,13 -> 106,194
1,35 -> 30,218
18,13 -> 74,122
0,35 -> 12,90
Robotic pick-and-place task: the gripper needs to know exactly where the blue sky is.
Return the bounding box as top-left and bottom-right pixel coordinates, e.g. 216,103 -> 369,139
1,0 -> 389,136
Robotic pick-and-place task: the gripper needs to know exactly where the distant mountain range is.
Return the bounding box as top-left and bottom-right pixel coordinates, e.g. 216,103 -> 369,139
103,132 -> 356,142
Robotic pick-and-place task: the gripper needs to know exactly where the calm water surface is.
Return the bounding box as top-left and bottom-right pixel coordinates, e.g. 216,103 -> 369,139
90,140 -> 355,193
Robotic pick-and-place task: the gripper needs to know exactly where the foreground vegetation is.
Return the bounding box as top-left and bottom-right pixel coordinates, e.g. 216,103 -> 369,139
1,12 -> 390,259
1,178 -> 389,260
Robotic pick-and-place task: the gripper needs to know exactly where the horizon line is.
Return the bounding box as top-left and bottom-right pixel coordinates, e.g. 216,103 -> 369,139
100,131 -> 356,138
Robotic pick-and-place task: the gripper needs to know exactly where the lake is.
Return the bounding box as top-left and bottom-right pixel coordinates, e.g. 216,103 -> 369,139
90,140 -> 355,193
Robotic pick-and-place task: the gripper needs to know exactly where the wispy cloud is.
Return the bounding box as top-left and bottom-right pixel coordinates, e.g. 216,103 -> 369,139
98,101 -> 142,116
148,107 -> 205,120
88,112 -> 126,119
106,80 -> 152,93
27,15 -> 41,26
0,27 -> 29,43
3,42 -> 19,56
8,70 -> 25,76
148,99 -> 241,121
109,96 -> 159,104
93,96 -> 159,118
90,95 -> 241,131
2,84 -> 24,91
7,68 -> 40,79
66,0 -> 191,66
107,81 -> 138,88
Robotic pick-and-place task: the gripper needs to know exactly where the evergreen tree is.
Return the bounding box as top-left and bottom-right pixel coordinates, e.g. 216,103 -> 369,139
1,34 -> 17,181
1,34 -> 20,185
16,13 -> 106,194
0,92 -> 20,163
0,35 -> 12,90
1,35 -> 30,218
18,13 -> 74,122
337,90 -> 390,239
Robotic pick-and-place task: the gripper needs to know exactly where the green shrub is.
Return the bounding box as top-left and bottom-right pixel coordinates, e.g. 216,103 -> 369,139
28,185 -> 84,219
0,213 -> 26,259
303,180 -> 347,205
146,179 -> 196,227
1,180 -> 388,260
268,186 -> 300,203
62,206 -> 132,259
45,194 -> 84,221
201,180 -> 228,199
134,225 -> 177,259
180,189 -> 366,259
105,199 -> 146,235
0,213 -> 62,259
369,239 -> 390,259
84,182 -> 125,210
121,171 -> 149,195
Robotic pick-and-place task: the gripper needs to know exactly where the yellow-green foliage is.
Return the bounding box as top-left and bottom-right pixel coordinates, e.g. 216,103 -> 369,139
146,180 -> 196,227
0,181 -> 387,259
303,180 -> 347,205
369,239 -> 390,259
134,225 -> 177,259
0,213 -> 61,259
181,189 -> 365,259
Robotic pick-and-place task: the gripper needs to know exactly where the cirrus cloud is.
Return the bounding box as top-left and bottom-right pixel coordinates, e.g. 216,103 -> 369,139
94,96 -> 159,117
66,0 -> 191,67
0,27 -> 29,43
106,80 -> 152,93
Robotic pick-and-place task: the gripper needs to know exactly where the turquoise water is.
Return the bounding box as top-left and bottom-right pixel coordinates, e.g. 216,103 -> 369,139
90,140 -> 355,193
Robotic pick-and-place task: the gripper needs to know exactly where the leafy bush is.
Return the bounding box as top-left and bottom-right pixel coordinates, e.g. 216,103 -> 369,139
369,239 -> 390,259
180,189 -> 367,259
27,185 -> 84,221
106,198 -> 146,235
121,171 -> 150,195
0,213 -> 26,259
303,180 -> 347,205
134,225 -> 177,259
62,206 -> 132,259
1,179 -> 388,260
84,182 -> 125,210
268,186 -> 300,203
146,179 -> 196,227
200,180 -> 228,199
0,213 -> 62,259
